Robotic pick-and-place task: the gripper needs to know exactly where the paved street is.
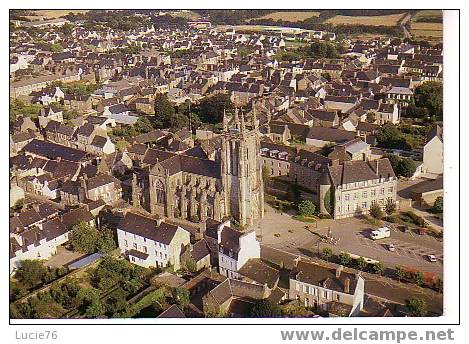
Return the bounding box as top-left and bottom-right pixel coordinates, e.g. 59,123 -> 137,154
258,204 -> 443,277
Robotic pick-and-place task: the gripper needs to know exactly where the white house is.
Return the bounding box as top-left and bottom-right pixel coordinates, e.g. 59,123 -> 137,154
423,124 -> 443,175
10,218 -> 69,273
217,225 -> 261,279
289,260 -> 365,317
117,212 -> 190,270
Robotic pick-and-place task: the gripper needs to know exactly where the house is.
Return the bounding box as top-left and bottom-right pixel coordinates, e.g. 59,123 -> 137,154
38,105 -> 64,128
422,124 -> 443,175
11,116 -> 38,135
324,96 -> 359,113
180,239 -> 211,272
324,158 -> 397,219
306,127 -> 357,148
202,278 -> 271,317
117,212 -> 190,270
79,174 -> 122,204
10,217 -> 69,273
200,218 -> 260,278
289,260 -> 365,317
217,225 -> 261,279
10,131 -> 36,155
89,135 -> 116,156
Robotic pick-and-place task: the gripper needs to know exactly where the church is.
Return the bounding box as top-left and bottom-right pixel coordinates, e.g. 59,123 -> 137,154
131,109 -> 264,227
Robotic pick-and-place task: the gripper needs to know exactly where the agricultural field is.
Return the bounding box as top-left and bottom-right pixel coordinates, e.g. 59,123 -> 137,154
412,10 -> 443,23
251,11 -> 320,22
24,10 -> 89,20
169,10 -> 201,20
410,23 -> 443,39
325,13 -> 408,26
409,10 -> 443,40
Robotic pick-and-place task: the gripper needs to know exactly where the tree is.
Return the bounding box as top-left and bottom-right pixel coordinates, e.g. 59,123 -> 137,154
406,297 -> 427,317
297,200 -> 316,217
173,287 -> 190,310
369,201 -> 384,220
250,299 -> 281,317
184,258 -> 197,273
339,252 -> 352,266
356,257 -> 368,271
69,222 -> 116,254
97,226 -> 117,254
153,94 -> 175,128
432,196 -> 443,213
322,247 -> 333,262
413,271 -> 424,286
50,43 -> 63,52
69,222 -> 99,254
395,266 -> 406,282
262,165 -> 271,186
15,260 -> 47,289
385,199 -> 396,216
366,111 -> 376,123
373,262 -> 385,275
133,116 -> 154,134
413,82 -> 443,121
376,123 -> 411,150
196,94 -> 233,124
396,157 -> 417,178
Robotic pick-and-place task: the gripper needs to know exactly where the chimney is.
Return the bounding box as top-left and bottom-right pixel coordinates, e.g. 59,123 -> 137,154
199,221 -> 206,239
336,265 -> 343,278
344,277 -> 351,294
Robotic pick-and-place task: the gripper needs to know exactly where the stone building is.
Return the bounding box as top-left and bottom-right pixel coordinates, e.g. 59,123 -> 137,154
134,110 -> 264,228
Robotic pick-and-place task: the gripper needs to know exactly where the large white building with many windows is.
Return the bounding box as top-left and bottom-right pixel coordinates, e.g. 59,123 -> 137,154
117,212 -> 190,270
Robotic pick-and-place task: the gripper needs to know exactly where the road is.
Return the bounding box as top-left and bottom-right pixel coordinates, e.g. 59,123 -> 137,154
400,13 -> 412,39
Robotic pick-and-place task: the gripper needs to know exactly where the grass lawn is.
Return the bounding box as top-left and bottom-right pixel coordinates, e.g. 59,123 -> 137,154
292,215 -> 318,224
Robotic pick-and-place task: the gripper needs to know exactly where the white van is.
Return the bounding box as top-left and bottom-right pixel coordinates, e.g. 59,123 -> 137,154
370,227 -> 391,240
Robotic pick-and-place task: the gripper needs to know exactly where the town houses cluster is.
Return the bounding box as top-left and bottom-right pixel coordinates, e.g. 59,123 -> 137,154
10,10 -> 443,318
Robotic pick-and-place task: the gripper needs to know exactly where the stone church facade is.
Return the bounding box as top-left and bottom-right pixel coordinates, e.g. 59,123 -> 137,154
132,110 -> 264,227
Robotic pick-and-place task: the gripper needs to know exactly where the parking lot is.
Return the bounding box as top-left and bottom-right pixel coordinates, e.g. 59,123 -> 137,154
258,205 -> 443,277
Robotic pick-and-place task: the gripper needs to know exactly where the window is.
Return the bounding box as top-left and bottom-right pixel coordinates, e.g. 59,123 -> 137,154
371,189 -> 376,196
133,243 -> 137,249
345,194 -> 350,201
143,246 -> 147,253
336,294 -> 340,301
124,240 -> 128,247
354,193 -> 358,200
381,188 -> 385,195
388,187 -> 393,193
362,191 -> 367,198
362,202 -> 367,209
323,290 -> 327,298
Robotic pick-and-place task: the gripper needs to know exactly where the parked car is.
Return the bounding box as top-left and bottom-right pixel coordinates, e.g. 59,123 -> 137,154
387,244 -> 396,252
427,254 -> 437,262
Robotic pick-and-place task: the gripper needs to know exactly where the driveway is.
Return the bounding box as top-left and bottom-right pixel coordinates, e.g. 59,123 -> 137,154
44,246 -> 87,268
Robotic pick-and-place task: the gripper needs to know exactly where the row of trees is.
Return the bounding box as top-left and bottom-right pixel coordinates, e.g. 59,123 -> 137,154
10,261 -> 68,301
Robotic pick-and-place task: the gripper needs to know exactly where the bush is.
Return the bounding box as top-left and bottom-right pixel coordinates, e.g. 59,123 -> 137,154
297,200 -> 316,217
406,211 -> 426,227
385,199 -> 397,215
431,196 -> 443,213
370,202 -> 384,220
250,299 -> 281,318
